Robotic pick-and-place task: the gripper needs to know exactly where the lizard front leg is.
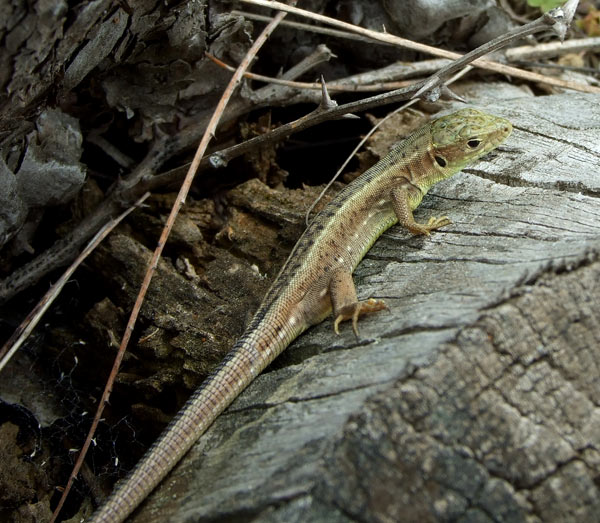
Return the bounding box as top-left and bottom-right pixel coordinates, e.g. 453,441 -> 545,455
330,269 -> 386,336
391,185 -> 451,235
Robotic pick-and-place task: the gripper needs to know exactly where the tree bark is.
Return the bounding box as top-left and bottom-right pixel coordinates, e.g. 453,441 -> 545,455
129,92 -> 600,522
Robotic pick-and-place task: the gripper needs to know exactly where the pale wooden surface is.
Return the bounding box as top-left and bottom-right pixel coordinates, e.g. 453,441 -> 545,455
133,92 -> 600,522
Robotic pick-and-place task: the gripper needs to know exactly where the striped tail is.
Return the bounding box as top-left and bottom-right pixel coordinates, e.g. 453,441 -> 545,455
90,310 -> 304,522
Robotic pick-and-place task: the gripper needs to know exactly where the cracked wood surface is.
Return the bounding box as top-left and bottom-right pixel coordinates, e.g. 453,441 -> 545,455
129,91 -> 600,523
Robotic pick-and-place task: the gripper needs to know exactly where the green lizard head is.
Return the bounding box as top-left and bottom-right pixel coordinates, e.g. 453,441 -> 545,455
429,108 -> 512,181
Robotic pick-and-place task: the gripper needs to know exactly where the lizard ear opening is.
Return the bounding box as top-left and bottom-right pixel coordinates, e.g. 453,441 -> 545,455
435,155 -> 447,167
467,139 -> 482,148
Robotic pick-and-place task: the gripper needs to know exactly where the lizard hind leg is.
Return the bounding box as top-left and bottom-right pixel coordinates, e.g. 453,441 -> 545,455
330,269 -> 387,336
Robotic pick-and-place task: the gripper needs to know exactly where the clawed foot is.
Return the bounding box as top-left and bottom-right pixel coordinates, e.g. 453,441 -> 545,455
411,216 -> 452,235
334,298 -> 387,336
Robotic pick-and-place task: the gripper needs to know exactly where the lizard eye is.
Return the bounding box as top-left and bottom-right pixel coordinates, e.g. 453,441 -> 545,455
467,139 -> 482,148
435,155 -> 447,167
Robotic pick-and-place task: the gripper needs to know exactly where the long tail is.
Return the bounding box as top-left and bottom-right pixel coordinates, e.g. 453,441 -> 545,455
90,312 -> 303,522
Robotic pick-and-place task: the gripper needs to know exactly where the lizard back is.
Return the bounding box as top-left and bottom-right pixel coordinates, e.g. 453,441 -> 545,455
89,108 -> 511,522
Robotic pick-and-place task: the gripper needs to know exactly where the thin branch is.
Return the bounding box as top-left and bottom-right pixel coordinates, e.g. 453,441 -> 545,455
0,40 -> 326,305
341,58 -> 454,84
0,193 -> 150,372
513,61 -> 600,76
240,0 -> 600,94
280,43 -> 335,79
241,0 -> 474,58
411,5 -> 574,98
206,52 -> 413,92
498,0 -> 534,25
49,7 -> 294,522
3,1 -> 597,304
304,66 -> 472,226
231,9 -> 398,45
505,36 -> 600,62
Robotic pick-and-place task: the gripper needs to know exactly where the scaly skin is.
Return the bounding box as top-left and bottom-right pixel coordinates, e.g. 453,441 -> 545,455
90,108 -> 512,522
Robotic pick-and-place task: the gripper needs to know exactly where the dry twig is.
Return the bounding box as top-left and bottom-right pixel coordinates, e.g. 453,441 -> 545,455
499,0 -> 534,24
206,52 -> 413,92
0,34 -> 327,304
0,193 -> 149,372
241,0 -> 597,94
231,9 -> 398,45
505,36 -> 600,62
2,0 -> 595,305
49,7 -> 295,521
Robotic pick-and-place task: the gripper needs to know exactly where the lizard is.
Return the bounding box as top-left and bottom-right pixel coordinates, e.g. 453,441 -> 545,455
89,108 -> 512,522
